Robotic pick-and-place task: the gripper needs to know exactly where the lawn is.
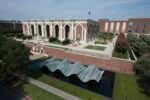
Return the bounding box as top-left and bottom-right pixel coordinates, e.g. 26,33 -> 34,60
112,51 -> 128,59
15,82 -> 64,100
50,41 -> 62,45
113,73 -> 150,100
84,45 -> 106,51
28,72 -> 107,100
95,32 -> 115,44
45,45 -> 68,50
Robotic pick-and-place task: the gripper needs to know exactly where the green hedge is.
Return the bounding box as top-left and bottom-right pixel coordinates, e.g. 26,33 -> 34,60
49,37 -> 58,42
62,39 -> 71,45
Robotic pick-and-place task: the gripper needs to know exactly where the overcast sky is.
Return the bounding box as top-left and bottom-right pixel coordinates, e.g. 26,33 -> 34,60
0,0 -> 150,21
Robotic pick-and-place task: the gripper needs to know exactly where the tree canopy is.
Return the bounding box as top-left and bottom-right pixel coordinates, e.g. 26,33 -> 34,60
128,33 -> 150,57
115,32 -> 129,53
0,35 -> 30,78
134,54 -> 150,78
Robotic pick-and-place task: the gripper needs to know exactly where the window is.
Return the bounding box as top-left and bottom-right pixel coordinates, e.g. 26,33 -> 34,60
143,22 -> 147,28
129,22 -> 133,27
128,30 -> 132,33
135,28 -> 139,33
142,30 -> 146,33
136,22 -> 139,27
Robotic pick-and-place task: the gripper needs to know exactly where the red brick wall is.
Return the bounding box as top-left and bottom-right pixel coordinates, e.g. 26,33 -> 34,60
128,18 -> 150,34
99,19 -> 107,32
28,43 -> 135,74
99,18 -> 150,34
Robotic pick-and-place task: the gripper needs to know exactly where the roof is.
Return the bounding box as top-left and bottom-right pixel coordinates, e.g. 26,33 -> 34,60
22,19 -> 98,23
32,57 -> 104,83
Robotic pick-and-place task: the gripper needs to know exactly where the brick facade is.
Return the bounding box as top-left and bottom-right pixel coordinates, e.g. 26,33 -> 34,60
27,43 -> 135,74
0,20 -> 22,32
99,18 -> 150,34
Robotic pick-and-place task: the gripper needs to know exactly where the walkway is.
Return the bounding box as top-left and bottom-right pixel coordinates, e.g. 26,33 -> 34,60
104,36 -> 118,56
25,77 -> 81,100
22,36 -> 118,58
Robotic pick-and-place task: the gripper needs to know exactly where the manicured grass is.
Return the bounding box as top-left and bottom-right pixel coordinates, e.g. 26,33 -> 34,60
33,74 -> 107,100
112,51 -> 128,59
45,45 -> 68,50
50,41 -> 62,45
16,82 -> 64,100
113,73 -> 150,100
84,45 -> 106,51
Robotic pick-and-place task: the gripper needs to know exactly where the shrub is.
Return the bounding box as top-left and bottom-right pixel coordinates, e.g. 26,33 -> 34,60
62,39 -> 71,45
115,42 -> 128,54
134,54 -> 150,78
22,36 -> 26,40
134,54 -> 150,96
113,51 -> 128,59
127,33 -> 150,58
115,33 -> 129,53
16,33 -> 25,38
49,37 -> 58,42
113,33 -> 129,59
26,35 -> 32,40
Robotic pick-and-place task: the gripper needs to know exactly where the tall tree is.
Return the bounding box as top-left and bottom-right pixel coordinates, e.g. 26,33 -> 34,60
134,54 -> 150,78
0,35 -> 30,78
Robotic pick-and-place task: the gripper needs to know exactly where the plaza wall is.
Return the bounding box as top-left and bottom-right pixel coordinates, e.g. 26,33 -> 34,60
27,43 -> 135,74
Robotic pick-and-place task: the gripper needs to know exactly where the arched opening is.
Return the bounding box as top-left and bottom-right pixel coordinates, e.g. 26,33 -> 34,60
46,25 -> 50,37
41,66 -> 50,74
38,25 -> 42,36
55,25 -> 59,38
40,48 -> 45,55
31,25 -> 34,36
65,25 -> 70,39
76,24 -> 82,41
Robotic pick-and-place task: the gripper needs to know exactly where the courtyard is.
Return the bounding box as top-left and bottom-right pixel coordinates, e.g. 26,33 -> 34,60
21,33 -> 118,58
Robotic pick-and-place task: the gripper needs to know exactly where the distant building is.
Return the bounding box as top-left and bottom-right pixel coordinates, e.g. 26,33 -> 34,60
99,18 -> 150,34
22,19 -> 99,43
0,20 -> 22,32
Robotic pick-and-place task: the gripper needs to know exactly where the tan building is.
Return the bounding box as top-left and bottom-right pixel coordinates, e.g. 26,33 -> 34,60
22,19 -> 99,43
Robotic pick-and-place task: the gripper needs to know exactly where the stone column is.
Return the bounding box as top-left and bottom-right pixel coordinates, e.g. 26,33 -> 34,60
27,22 -> 30,36
71,20 -> 74,40
59,21 -> 63,41
50,22 -> 53,37
75,25 -> 77,40
41,21 -> 45,38
22,24 -> 25,35
34,22 -> 37,36
84,27 -> 87,43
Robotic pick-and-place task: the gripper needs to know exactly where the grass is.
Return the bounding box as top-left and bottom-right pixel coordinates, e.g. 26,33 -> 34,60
15,82 -> 64,100
84,45 -> 106,51
50,41 -> 62,45
28,57 -> 107,100
112,51 -> 128,59
27,72 -> 107,100
45,45 -> 68,50
113,73 -> 150,100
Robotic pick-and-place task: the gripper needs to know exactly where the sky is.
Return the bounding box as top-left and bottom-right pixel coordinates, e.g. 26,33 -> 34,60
0,0 -> 150,21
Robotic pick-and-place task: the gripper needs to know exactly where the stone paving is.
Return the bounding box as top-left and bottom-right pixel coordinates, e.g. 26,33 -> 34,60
23,36 -> 118,58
